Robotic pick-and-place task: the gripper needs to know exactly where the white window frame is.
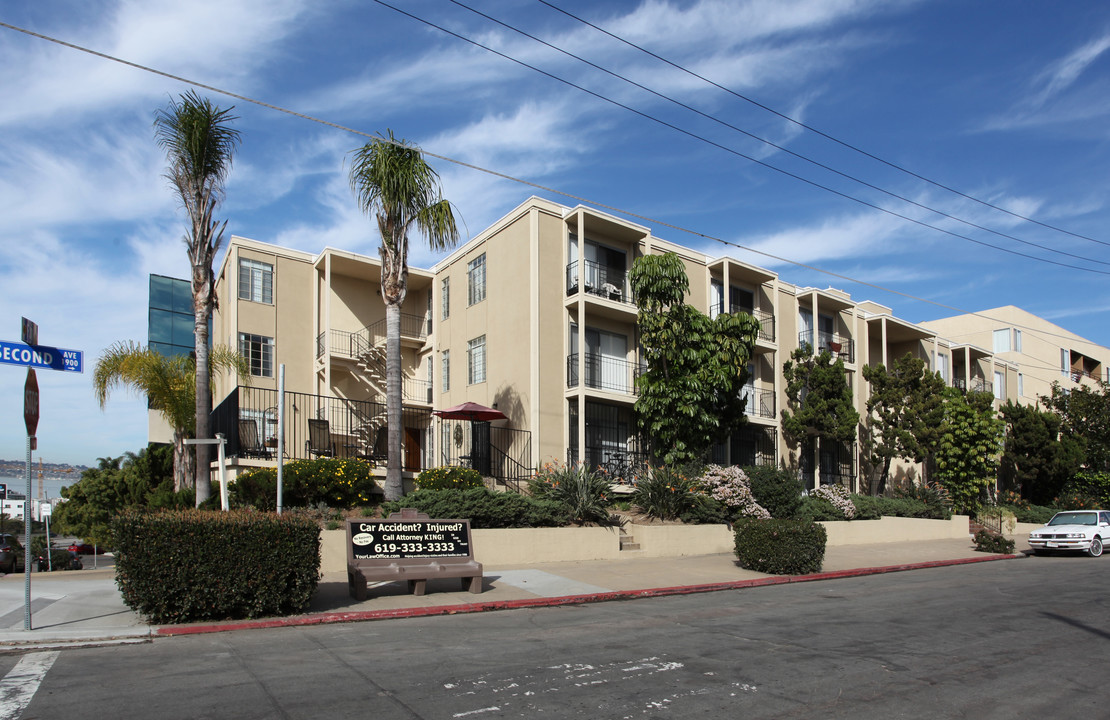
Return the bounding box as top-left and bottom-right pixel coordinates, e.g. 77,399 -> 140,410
441,277 -> 450,320
467,254 -> 486,306
238,258 -> 273,304
442,350 -> 450,392
993,370 -> 1004,401
239,333 -> 274,378
993,328 -> 1010,354
467,335 -> 486,384
1013,329 -> 1022,353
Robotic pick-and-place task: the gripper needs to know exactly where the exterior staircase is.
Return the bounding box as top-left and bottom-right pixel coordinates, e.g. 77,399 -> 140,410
619,529 -> 640,552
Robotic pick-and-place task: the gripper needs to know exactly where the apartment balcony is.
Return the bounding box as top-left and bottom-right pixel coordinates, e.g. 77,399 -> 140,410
566,353 -> 642,395
797,330 -> 854,363
954,377 -> 993,394
744,387 -> 776,419
711,305 -> 776,345
566,260 -> 635,307
315,312 -> 430,359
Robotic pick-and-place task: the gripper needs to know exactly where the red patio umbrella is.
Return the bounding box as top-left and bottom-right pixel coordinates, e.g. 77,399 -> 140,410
432,401 -> 507,422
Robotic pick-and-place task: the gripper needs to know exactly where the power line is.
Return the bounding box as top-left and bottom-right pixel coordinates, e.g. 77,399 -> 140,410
446,0 -> 1110,269
535,0 -> 1110,249
0,19 -> 1104,347
366,0 -> 1110,276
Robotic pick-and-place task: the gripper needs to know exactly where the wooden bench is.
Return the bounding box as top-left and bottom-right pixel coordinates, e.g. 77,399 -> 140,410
346,509 -> 483,600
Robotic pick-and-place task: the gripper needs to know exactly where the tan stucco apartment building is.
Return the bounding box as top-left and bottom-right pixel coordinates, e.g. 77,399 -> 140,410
201,196 -> 1107,493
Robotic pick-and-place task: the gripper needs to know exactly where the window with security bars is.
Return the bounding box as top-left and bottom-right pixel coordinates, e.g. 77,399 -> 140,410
467,254 -> 486,305
238,258 -> 273,304
239,333 -> 274,377
467,335 -> 486,384
442,277 -> 450,319
442,350 -> 450,391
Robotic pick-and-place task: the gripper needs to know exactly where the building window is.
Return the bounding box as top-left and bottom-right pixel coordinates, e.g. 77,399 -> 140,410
467,254 -> 486,306
442,277 -> 450,320
1062,348 -> 1069,376
1018,373 -> 1024,397
1013,329 -> 1022,353
993,370 -> 1004,401
238,258 -> 273,304
239,333 -> 274,377
442,350 -> 450,392
467,335 -> 486,384
992,328 -> 1010,353
936,353 -> 949,383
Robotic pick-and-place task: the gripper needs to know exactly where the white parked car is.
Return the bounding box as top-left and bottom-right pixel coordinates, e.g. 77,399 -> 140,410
1028,510 -> 1110,557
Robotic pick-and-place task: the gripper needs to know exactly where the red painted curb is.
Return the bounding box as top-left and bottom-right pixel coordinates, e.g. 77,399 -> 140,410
153,553 -> 1022,637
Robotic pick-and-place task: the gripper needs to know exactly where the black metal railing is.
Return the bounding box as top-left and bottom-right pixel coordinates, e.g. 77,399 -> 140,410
744,387 -> 775,419
566,353 -> 641,394
317,326 -> 433,403
565,445 -> 650,485
753,308 -> 775,342
565,260 -> 634,305
437,420 -> 533,490
797,330 -> 855,363
954,377 -> 993,394
316,313 -> 430,360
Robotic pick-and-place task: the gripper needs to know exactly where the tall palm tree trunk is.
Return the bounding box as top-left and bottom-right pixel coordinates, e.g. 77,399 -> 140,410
173,428 -> 195,493
194,293 -> 213,505
384,302 -> 404,501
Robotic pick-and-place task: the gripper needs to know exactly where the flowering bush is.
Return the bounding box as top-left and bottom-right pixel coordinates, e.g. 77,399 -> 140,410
811,484 -> 856,519
230,458 -> 378,510
633,466 -> 706,521
698,465 -> 770,519
416,466 -> 485,491
528,462 -> 615,526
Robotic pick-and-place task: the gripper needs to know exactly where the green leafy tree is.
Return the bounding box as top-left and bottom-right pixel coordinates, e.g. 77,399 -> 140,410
781,345 -> 859,446
629,253 -> 760,466
53,447 -> 175,546
154,90 -> 242,506
934,387 -> 1004,515
1042,380 -> 1110,472
999,400 -> 1083,505
861,353 -> 946,495
93,341 -> 248,492
349,131 -> 459,501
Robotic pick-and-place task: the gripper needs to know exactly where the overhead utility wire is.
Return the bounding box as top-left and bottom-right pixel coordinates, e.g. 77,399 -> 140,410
0,20 -> 1100,344
536,0 -> 1109,249
369,1 -> 1110,276
448,0 -> 1110,268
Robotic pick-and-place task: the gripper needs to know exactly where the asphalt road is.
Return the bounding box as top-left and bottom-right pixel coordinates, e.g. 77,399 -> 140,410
3,555 -> 1106,719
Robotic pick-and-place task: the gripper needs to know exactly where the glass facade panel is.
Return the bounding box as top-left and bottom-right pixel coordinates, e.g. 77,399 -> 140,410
148,275 -> 195,358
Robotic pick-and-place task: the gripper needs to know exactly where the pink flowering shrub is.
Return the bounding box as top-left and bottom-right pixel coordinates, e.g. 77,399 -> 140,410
698,465 -> 770,520
812,484 -> 856,519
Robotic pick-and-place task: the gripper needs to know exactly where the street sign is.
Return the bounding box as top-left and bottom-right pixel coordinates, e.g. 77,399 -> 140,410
24,368 -> 39,438
0,340 -> 83,373
21,318 -> 37,346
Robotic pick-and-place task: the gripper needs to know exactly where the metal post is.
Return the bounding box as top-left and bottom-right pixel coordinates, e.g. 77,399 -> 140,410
216,433 -> 228,511
277,364 -> 285,515
24,436 -> 31,631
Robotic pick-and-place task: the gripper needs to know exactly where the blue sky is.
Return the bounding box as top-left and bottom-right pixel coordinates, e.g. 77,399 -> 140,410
2,0 -> 1110,466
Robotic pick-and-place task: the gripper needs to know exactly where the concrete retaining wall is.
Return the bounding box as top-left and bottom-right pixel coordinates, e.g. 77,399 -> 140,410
320,515 -> 972,572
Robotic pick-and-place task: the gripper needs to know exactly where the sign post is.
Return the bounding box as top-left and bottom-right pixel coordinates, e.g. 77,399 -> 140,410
22,368 -> 38,631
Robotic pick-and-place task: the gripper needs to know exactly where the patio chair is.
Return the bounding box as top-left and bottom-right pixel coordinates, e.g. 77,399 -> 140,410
238,419 -> 271,459
306,418 -> 335,458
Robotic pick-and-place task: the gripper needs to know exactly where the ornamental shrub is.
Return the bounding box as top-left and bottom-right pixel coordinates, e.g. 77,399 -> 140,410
743,465 -> 805,519
734,518 -> 827,575
632,466 -> 706,521
416,466 -> 485,491
380,488 -> 569,529
812,484 -> 856,519
891,482 -> 953,519
528,463 -> 615,526
112,509 -> 320,623
230,458 -> 379,510
698,465 -> 770,519
1059,470 -> 1110,508
972,530 -> 1015,554
999,502 -> 1054,524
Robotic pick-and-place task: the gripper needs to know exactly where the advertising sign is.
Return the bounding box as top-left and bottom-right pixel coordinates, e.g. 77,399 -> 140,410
349,520 -> 472,561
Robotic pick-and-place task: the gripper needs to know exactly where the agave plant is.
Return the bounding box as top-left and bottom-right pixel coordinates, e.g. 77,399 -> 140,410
530,463 -> 614,526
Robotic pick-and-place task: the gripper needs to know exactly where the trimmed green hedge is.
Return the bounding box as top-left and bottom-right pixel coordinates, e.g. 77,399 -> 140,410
734,518 -> 827,575
380,488 -> 570,528
113,509 -> 321,624
743,465 -> 805,519
797,494 -> 951,522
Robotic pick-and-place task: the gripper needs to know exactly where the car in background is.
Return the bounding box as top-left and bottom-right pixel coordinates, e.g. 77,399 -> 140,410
0,534 -> 24,573
68,542 -> 104,555
1028,510 -> 1110,557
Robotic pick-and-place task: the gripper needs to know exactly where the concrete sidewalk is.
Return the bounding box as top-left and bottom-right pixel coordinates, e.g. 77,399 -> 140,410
0,536 -> 1028,650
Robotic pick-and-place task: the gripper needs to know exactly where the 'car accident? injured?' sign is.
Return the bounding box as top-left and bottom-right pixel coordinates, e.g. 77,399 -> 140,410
349,519 -> 473,560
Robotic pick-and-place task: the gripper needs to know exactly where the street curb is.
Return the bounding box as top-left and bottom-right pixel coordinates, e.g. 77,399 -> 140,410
154,552 -> 1023,638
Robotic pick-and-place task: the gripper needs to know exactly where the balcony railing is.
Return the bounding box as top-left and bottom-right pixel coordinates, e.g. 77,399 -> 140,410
954,377 -> 993,394
710,305 -> 776,343
744,387 -> 775,419
566,260 -> 634,305
566,353 -> 642,394
797,330 -> 854,363
566,446 -> 650,485
316,312 -> 430,359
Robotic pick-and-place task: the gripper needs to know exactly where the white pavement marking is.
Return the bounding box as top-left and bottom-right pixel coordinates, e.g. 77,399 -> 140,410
0,650 -> 59,720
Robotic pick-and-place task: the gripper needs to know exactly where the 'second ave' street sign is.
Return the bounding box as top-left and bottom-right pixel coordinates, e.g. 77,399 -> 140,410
0,340 -> 82,373
24,368 -> 39,438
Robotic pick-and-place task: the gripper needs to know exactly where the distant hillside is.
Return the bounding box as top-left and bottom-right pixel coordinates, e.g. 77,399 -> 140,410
0,460 -> 88,479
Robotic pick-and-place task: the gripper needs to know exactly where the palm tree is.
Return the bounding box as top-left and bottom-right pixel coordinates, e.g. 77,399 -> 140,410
349,131 -> 460,501
154,90 -> 241,506
93,342 -> 247,495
